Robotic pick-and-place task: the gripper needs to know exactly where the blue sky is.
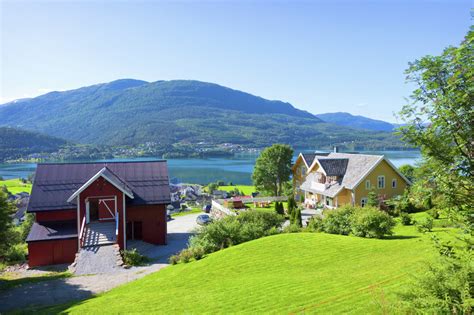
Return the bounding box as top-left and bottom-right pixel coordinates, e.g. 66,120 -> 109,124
1,0 -> 471,122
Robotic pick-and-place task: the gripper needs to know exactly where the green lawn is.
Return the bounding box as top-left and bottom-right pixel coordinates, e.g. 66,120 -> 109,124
219,185 -> 255,195
171,207 -> 202,217
0,271 -> 71,292
0,178 -> 32,194
45,217 -> 458,314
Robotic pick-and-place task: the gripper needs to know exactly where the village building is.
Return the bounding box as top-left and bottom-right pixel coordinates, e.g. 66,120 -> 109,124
293,152 -> 410,209
26,161 -> 170,267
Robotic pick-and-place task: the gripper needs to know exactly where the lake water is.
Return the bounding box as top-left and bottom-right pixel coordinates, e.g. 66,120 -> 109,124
0,150 -> 421,185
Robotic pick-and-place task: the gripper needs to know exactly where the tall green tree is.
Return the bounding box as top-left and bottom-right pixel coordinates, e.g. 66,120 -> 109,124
252,144 -> 293,196
0,191 -> 17,258
398,29 -> 473,222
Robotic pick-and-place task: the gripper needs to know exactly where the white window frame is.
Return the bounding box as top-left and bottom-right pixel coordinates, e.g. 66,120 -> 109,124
377,176 -> 385,189
361,197 -> 368,207
365,180 -> 371,190
392,178 -> 397,188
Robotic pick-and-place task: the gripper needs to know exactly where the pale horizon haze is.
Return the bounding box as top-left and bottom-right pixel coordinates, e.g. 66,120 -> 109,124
1,0 -> 472,122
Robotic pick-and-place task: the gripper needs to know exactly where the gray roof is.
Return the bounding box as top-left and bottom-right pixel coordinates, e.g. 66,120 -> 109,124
300,152 -> 384,196
317,158 -> 349,176
28,161 -> 171,212
301,153 -> 317,167
26,220 -> 77,242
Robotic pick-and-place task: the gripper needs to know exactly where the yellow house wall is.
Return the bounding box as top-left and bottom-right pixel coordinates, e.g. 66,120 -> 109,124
354,160 -> 408,206
336,188 -> 352,206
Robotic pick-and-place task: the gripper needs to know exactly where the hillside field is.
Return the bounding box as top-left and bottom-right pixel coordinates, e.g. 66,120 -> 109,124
44,213 -> 458,314
0,178 -> 32,194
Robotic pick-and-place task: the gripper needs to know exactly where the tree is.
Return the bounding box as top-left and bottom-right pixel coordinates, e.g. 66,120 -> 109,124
252,144 -> 293,196
399,164 -> 416,183
398,29 -> 473,222
367,189 -> 379,207
274,202 -> 284,216
287,196 -> 296,218
0,191 -> 17,258
294,208 -> 303,227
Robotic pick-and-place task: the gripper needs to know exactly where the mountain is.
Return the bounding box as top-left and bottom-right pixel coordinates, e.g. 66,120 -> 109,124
0,79 -> 404,150
316,112 -> 396,132
0,127 -> 68,161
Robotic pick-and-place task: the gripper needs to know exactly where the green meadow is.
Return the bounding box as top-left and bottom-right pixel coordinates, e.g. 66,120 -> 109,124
44,213 -> 458,314
0,178 -> 32,194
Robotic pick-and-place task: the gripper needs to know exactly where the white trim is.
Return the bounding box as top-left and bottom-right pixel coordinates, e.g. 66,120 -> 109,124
76,195 -> 80,250
392,178 -> 397,188
123,192 -> 127,250
308,159 -> 327,175
350,156 -> 384,189
383,158 -> 412,185
86,200 -> 90,224
351,190 -> 355,206
377,175 -> 385,189
67,168 -> 133,202
99,199 -> 115,218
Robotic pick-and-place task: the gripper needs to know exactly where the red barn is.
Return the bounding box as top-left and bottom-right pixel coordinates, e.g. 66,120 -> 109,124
26,161 -> 171,267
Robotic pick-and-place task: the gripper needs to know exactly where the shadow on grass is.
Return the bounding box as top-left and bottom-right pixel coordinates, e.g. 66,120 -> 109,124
11,296 -> 95,315
383,235 -> 420,240
0,272 -> 72,292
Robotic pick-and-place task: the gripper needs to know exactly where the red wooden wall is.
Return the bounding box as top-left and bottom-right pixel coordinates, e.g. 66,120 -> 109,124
28,239 -> 78,267
35,210 -> 76,222
127,204 -> 167,245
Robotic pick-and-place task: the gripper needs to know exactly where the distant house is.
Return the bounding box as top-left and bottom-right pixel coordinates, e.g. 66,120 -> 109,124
292,152 -> 410,209
26,161 -> 171,267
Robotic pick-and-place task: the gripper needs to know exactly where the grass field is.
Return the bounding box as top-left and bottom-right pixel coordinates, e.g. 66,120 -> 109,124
0,178 -> 32,194
45,214 -> 458,314
219,185 -> 255,195
171,207 -> 202,217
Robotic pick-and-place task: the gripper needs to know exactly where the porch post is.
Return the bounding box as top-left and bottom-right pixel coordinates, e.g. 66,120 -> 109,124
76,195 -> 80,250
123,192 -> 127,249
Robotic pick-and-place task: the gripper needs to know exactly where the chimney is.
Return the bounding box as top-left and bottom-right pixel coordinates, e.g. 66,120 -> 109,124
333,146 -> 339,153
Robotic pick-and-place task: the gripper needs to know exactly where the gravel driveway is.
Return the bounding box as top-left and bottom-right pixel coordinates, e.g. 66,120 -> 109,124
0,213 -> 201,313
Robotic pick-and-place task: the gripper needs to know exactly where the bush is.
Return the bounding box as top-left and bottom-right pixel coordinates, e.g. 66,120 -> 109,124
306,216 -> 324,232
350,207 -> 396,238
400,212 -> 412,225
428,208 -> 440,219
283,224 -> 302,233
274,202 -> 284,215
5,243 -> 26,263
184,210 -> 285,262
417,218 -> 434,233
322,206 -> 355,235
121,248 -> 148,266
401,250 -> 473,314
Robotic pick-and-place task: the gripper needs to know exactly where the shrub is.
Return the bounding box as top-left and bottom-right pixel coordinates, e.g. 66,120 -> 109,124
417,218 -> 434,233
283,224 -> 302,233
287,196 -> 296,217
428,208 -> 440,219
5,243 -> 26,263
121,248 -> 148,266
350,207 -> 396,238
322,206 -> 355,235
274,202 -> 284,215
294,208 -> 302,227
401,250 -> 473,314
400,212 -> 412,225
184,210 -> 285,262
169,254 -> 179,265
306,216 -> 324,232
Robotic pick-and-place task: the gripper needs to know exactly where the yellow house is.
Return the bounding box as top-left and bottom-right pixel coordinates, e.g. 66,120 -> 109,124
292,152 -> 410,208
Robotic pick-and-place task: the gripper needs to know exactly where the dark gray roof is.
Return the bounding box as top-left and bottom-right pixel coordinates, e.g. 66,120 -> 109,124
28,161 -> 171,212
317,158 -> 349,176
26,220 -> 77,242
301,153 -> 316,167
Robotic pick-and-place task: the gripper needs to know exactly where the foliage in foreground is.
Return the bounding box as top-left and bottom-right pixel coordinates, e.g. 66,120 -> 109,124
170,211 -> 284,264
121,248 -> 149,266
307,206 -> 395,238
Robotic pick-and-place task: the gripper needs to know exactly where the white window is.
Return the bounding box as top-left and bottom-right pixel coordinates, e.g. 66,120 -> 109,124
377,176 -> 385,189
365,180 -> 371,190
361,197 -> 368,207
392,179 -> 397,188
325,197 -> 333,207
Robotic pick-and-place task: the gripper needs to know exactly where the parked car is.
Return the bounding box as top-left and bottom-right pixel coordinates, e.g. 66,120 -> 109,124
196,214 -> 212,225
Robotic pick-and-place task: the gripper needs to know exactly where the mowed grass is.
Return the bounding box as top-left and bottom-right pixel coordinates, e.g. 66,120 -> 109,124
0,178 -> 32,194
219,185 -> 255,195
48,220 -> 455,314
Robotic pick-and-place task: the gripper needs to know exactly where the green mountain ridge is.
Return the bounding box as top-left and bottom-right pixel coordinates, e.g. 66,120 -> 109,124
0,79 -> 405,150
0,127 -> 68,162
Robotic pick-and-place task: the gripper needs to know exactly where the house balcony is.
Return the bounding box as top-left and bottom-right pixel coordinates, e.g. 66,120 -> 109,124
311,182 -> 328,192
